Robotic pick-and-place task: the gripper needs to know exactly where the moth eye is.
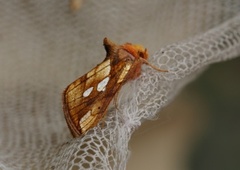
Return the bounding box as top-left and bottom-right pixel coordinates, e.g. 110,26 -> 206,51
138,51 -> 144,58
98,106 -> 101,109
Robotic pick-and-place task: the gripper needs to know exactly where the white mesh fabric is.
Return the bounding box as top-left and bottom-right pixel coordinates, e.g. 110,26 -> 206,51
0,1 -> 240,170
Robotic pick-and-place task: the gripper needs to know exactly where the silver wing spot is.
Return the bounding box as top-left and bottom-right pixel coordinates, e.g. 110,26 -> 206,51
83,87 -> 94,97
97,77 -> 110,92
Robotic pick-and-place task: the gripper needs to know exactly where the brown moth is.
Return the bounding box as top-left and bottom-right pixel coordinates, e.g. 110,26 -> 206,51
62,38 -> 167,137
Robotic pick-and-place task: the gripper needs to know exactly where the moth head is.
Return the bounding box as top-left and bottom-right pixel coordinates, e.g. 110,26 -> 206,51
103,37 -> 148,60
122,43 -> 148,60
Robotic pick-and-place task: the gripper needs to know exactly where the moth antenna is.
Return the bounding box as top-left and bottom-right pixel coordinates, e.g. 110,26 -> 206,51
141,58 -> 168,72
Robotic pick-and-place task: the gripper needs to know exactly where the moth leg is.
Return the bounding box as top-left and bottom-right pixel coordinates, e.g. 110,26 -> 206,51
141,58 -> 168,72
97,110 -> 108,129
98,91 -> 122,130
113,90 -> 121,113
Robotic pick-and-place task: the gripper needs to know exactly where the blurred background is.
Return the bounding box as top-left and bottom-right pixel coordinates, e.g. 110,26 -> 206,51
128,57 -> 240,170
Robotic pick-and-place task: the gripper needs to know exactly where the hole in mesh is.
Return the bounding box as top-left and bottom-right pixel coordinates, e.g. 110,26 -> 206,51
76,150 -> 84,156
82,163 -> 90,169
99,146 -> 106,154
228,38 -> 234,45
167,59 -> 177,68
73,158 -> 81,163
205,50 -> 212,58
195,46 -> 204,52
158,55 -> 168,64
182,51 -> 190,58
201,43 -> 209,49
72,165 -> 81,170
96,156 -> 101,162
108,154 -> 116,168
208,40 -> 216,46
222,40 -> 229,48
85,156 -> 94,162
198,54 -> 206,61
93,139 -> 101,146
193,59 -> 199,65
172,47 -> 182,54
211,46 -> 218,52
166,51 -> 175,58
179,64 -> 186,70
189,49 -> 197,55
87,149 -> 96,155
80,143 -> 88,149
187,62 -> 193,68
84,137 -> 92,143
217,44 -> 225,50
174,54 -> 184,62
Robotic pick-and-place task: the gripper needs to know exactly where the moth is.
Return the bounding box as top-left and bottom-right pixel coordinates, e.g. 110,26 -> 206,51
62,38 -> 167,137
